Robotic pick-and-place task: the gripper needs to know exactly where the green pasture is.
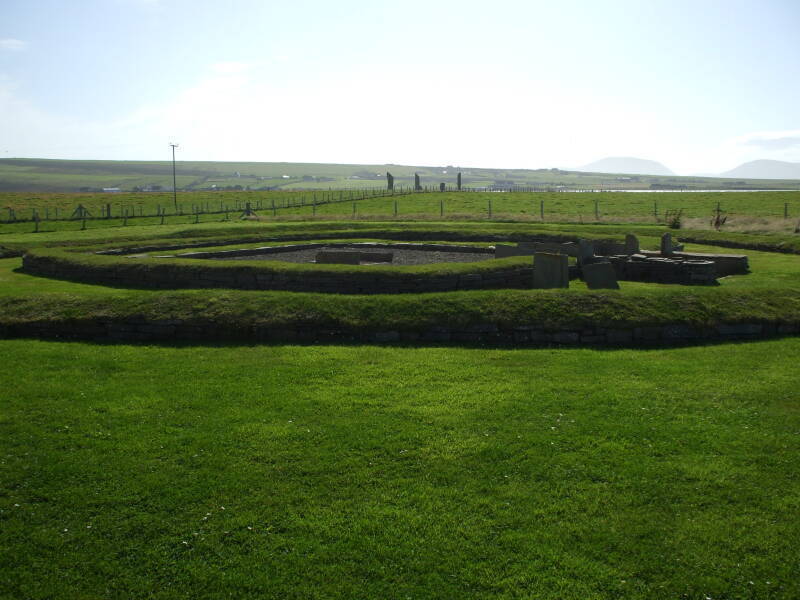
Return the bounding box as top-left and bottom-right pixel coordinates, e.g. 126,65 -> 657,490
2,338 -> 799,599
3,191 -> 800,238
277,191 -> 800,222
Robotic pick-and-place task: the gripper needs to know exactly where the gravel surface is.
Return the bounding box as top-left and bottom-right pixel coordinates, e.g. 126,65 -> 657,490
217,246 -> 493,265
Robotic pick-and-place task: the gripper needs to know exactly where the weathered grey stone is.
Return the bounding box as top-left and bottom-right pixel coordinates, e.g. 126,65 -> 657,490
593,240 -> 626,255
520,241 -> 578,257
582,261 -> 619,289
577,239 -> 594,266
639,250 -> 747,276
661,233 -> 673,256
495,245 -> 529,258
533,252 -> 569,289
625,234 -> 639,254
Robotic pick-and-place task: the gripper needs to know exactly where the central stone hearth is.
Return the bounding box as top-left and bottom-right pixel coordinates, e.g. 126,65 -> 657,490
177,243 -> 495,266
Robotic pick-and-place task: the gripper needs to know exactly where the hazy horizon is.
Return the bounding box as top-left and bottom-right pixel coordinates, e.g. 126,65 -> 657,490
1,0 -> 798,175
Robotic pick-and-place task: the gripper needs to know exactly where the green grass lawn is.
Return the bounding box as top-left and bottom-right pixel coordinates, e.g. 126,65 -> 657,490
1,338 -> 798,599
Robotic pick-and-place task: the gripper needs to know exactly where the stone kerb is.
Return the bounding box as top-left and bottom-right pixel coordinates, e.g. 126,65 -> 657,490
495,242 -> 578,259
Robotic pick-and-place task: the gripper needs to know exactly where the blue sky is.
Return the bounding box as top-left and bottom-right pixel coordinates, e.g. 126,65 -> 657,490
1,0 -> 798,173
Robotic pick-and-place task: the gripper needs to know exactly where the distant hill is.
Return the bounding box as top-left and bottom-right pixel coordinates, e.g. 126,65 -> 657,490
1,157 -> 799,192
721,160 -> 800,180
580,157 -> 675,176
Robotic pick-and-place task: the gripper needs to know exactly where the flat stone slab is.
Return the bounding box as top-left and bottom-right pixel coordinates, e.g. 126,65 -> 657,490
520,241 -> 578,257
496,242 -> 578,258
533,252 -> 569,289
316,250 -> 393,265
494,245 -> 531,258
640,250 -> 747,276
582,261 -> 620,289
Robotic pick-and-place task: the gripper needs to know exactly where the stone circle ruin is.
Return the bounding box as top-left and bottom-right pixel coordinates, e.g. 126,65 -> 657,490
494,232 -> 748,288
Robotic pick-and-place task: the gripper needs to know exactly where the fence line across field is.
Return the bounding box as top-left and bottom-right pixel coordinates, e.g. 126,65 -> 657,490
3,188 -> 799,229
3,187 -> 418,224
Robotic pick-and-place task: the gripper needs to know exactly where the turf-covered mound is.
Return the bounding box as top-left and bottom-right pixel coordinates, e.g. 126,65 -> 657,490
22,246 -> 537,294
8,221 -> 798,347
1,287 -> 799,346
0,245 -> 22,258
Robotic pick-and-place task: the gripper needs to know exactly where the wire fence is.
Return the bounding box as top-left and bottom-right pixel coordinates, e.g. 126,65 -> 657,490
2,187 -> 799,232
2,187 -> 417,225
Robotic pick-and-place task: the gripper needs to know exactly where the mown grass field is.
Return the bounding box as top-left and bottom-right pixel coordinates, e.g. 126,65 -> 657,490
2,338 -> 799,599
3,195 -> 800,597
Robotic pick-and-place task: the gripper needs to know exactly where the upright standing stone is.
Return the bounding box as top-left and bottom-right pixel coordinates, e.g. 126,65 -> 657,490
387,172 -> 394,191
414,173 -> 422,191
439,182 -> 445,192
457,172 -> 462,191
625,234 -> 640,254
661,233 -> 673,256
582,261 -> 620,289
577,239 -> 595,266
533,252 -> 569,289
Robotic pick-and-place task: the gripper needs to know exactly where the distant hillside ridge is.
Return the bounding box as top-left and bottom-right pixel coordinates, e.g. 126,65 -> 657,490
580,157 -> 675,176
1,157 -> 800,192
721,160 -> 800,180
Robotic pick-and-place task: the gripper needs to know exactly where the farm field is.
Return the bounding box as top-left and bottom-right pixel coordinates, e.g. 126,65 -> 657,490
2,338 -> 799,599
3,191 -> 800,237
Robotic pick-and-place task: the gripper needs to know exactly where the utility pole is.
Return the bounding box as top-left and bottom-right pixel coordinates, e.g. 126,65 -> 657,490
170,143 -> 179,211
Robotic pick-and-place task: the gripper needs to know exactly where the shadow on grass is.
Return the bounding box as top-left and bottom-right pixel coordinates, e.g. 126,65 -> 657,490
1,330 -> 793,353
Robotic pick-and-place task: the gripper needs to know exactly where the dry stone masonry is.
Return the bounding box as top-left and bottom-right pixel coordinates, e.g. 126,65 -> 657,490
494,234 -> 748,287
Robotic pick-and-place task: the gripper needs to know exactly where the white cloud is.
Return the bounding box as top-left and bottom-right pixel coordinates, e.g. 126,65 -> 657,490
735,129 -> 800,152
210,61 -> 251,75
0,38 -> 27,51
3,61 -> 794,174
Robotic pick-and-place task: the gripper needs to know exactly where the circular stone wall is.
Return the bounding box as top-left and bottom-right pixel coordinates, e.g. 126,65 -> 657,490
22,241 -> 538,294
175,242 -> 495,266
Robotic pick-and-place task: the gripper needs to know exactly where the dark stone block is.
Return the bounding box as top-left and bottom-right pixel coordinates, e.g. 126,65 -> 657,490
582,261 -> 620,290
